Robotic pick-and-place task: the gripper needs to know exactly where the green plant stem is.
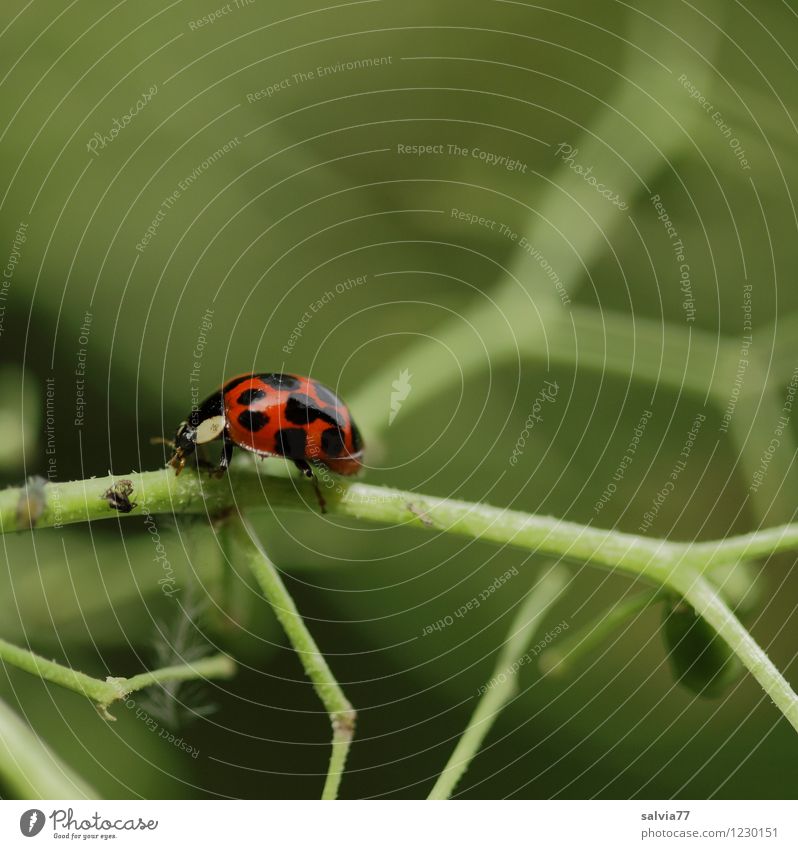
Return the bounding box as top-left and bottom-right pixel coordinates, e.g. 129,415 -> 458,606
428,564 -> 570,800
4,467 -> 798,572
2,466 -> 797,733
540,589 -> 662,677
122,657 -> 236,700
0,636 -> 235,718
0,695 -> 99,799
667,568 -> 798,732
227,515 -> 355,800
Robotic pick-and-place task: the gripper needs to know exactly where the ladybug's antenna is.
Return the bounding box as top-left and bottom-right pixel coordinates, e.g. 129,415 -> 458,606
150,436 -> 175,448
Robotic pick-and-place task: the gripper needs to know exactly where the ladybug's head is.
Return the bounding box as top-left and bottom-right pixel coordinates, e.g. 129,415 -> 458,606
168,395 -> 226,475
175,416 -> 198,448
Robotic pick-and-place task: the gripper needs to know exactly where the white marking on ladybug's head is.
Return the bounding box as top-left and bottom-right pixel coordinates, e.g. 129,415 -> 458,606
194,415 -> 225,444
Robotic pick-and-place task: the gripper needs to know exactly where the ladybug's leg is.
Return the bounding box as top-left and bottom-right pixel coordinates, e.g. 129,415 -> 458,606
211,433 -> 235,478
293,459 -> 327,514
293,459 -> 313,479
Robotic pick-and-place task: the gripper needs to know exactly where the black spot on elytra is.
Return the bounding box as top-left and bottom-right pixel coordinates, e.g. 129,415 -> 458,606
284,394 -> 343,427
260,373 -> 300,390
313,382 -> 343,408
350,421 -> 363,453
274,427 -> 307,458
237,410 -> 269,431
223,375 -> 252,395
237,387 -> 267,406
321,427 -> 345,457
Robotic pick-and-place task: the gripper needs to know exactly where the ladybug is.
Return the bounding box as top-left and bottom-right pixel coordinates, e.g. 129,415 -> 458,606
167,373 -> 364,507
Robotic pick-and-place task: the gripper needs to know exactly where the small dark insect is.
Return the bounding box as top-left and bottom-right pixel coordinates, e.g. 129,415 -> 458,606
102,479 -> 137,514
166,372 -> 364,512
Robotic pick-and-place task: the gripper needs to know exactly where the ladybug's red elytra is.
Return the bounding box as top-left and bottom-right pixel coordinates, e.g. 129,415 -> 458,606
168,373 -> 364,505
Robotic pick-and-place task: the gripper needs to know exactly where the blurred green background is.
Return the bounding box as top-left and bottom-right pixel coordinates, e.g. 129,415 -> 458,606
1,0 -> 797,799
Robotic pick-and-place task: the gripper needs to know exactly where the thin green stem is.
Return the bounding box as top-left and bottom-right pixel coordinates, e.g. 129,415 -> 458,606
0,695 -> 99,799
1,466 -> 797,734
686,527 -> 798,569
540,589 -> 662,677
0,636 -> 235,719
3,467 -> 798,573
428,564 -> 570,799
227,515 -> 355,800
668,568 -> 798,732
4,466 -> 798,578
121,656 -> 236,699
0,636 -> 112,704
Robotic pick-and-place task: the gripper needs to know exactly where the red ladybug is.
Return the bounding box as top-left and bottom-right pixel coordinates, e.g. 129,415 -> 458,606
168,373 -> 364,505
